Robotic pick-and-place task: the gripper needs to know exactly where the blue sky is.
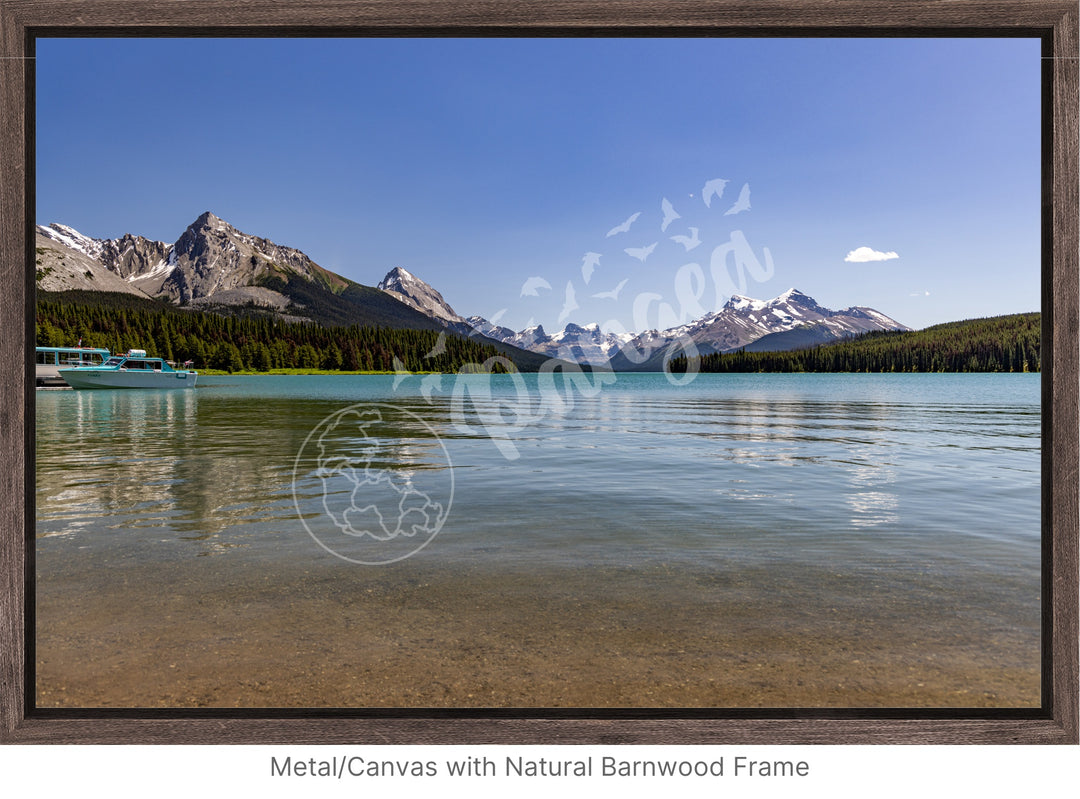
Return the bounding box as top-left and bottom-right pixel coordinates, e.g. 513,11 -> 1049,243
36,37 -> 1041,332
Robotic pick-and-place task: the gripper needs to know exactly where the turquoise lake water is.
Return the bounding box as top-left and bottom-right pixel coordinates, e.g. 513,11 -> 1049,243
35,372 -> 1041,707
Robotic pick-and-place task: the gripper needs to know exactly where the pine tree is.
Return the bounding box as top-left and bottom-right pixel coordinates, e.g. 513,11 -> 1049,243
296,343 -> 320,369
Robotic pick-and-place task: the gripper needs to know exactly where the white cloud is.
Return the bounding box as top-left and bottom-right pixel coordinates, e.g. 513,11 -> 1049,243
845,246 -> 899,263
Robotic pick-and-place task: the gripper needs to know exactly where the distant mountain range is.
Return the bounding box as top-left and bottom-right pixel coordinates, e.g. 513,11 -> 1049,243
366,268 -> 907,370
467,288 -> 908,370
36,213 -> 555,370
36,212 -> 909,370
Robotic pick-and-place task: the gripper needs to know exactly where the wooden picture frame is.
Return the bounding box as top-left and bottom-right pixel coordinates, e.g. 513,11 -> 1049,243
1,0 -> 1076,744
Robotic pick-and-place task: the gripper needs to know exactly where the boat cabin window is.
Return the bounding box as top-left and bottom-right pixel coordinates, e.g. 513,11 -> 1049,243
124,360 -> 147,370
104,357 -> 124,367
36,351 -> 54,365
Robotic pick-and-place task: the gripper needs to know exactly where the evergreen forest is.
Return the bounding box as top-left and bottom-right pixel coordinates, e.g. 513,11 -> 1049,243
669,313 -> 1041,374
38,290 -> 1041,376
36,291 -> 511,373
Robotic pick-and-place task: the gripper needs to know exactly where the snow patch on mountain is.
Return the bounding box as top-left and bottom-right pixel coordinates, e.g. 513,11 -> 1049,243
37,223 -> 106,260
464,316 -> 635,365
467,287 -> 908,368
38,215 -> 909,371
377,267 -> 467,327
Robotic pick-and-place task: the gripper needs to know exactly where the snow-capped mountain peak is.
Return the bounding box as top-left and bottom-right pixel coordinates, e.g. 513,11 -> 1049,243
727,288 -> 812,312
38,223 -> 106,260
461,316 -> 635,366
774,287 -> 807,302
725,293 -> 768,312
377,267 -> 466,327
38,213 -> 908,371
378,266 -> 419,291
36,211 -> 350,305
469,287 -> 908,369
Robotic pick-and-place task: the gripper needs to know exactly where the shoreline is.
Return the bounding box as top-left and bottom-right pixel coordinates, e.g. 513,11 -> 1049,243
196,368 -> 443,376
36,556 -> 1039,710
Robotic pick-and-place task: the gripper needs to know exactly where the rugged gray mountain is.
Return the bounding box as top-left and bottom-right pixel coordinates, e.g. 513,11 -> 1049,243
466,287 -> 908,369
98,234 -> 172,289
461,321 -> 633,365
37,223 -> 106,261
160,211 -> 349,304
37,214 -> 908,372
606,289 -> 908,370
683,289 -> 906,354
465,315 -> 518,342
377,267 -> 473,336
37,216 -> 560,369
36,226 -> 156,297
613,289 -> 907,371
36,212 -> 349,311
39,221 -> 180,297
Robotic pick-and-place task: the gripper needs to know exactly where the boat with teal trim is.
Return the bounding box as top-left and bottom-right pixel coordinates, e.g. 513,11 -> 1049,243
36,345 -> 111,387
59,349 -> 198,389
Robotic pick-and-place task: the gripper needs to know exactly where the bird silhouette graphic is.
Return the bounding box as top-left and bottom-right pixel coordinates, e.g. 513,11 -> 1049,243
724,183 -> 751,215
624,242 -> 658,262
592,278 -> 629,301
660,198 -> 681,232
391,356 -> 411,390
423,332 -> 447,360
581,252 -> 602,284
702,178 -> 729,208
606,211 -> 641,237
520,276 -> 553,297
670,227 -> 702,251
420,373 -> 444,400
557,281 -> 579,324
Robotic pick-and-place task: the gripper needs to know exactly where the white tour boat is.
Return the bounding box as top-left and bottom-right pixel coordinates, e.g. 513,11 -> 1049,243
36,345 -> 111,387
59,349 -> 198,389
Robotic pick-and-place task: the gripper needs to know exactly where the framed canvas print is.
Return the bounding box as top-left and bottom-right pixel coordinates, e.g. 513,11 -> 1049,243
0,0 -> 1076,745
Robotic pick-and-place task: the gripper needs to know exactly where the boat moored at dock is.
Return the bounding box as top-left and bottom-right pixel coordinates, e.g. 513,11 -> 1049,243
36,345 -> 111,387
59,349 -> 198,389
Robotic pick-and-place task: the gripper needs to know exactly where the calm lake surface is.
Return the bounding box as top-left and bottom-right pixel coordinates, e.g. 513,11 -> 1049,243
35,372 -> 1041,707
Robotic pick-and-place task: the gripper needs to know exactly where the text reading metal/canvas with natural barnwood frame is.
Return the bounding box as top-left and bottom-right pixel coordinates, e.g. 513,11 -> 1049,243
0,0 -> 1076,745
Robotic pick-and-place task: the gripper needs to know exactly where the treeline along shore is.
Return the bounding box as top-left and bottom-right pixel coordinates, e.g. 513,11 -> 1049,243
669,313 -> 1041,374
36,291 -> 511,374
37,290 -> 1040,375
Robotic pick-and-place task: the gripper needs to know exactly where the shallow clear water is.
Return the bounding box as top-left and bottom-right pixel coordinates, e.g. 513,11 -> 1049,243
35,372 -> 1041,708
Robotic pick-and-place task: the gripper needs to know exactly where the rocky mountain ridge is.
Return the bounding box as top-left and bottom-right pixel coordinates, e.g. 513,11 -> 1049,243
377,267 -> 474,337
36,212 -> 348,310
37,213 -> 909,370
464,318 -> 635,366
463,285 -> 909,368
35,213 -> 558,370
